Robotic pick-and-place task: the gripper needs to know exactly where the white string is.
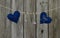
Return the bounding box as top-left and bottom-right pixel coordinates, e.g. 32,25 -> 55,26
0,4 -> 60,14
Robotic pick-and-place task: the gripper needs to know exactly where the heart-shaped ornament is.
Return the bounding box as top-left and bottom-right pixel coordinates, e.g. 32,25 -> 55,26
7,11 -> 20,23
40,12 -> 52,24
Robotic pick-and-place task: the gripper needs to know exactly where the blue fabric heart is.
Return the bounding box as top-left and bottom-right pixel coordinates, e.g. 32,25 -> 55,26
7,11 -> 20,23
40,12 -> 52,24
40,12 -> 47,18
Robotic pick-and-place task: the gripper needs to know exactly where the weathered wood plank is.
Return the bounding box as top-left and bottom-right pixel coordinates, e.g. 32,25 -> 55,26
49,0 -> 59,38
11,0 -> 17,38
11,0 -> 23,38
49,0 -> 54,38
0,0 -> 7,38
15,0 -> 23,38
37,0 -> 49,38
24,0 -> 36,38
5,0 -> 12,38
55,0 -> 60,38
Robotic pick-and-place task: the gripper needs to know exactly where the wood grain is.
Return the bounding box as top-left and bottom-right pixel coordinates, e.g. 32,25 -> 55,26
24,0 -> 36,38
0,0 -> 7,38
11,0 -> 23,38
49,0 -> 60,38
0,0 -> 60,38
37,0 -> 49,38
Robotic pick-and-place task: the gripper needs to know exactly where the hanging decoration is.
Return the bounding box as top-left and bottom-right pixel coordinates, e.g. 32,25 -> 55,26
7,11 -> 20,23
40,12 -> 52,24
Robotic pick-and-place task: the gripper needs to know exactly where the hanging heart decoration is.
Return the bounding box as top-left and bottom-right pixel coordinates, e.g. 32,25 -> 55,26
40,12 -> 52,24
7,11 -> 20,23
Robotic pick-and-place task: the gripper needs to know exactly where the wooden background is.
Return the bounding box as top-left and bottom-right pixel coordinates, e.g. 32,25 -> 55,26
0,0 -> 60,38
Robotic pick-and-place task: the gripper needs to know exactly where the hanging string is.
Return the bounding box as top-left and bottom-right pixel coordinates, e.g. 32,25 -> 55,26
0,4 -> 14,11
0,3 -> 60,14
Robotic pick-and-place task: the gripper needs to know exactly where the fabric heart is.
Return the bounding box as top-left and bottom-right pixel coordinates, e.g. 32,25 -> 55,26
40,12 -> 52,24
7,11 -> 20,23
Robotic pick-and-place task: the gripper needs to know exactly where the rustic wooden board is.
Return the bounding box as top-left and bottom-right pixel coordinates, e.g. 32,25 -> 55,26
5,0 -> 12,38
24,0 -> 36,38
49,0 -> 59,38
0,0 -> 7,38
11,0 -> 23,38
49,0 -> 55,38
56,0 -> 60,38
37,0 -> 49,38
54,0 -> 60,38
15,0 -> 24,38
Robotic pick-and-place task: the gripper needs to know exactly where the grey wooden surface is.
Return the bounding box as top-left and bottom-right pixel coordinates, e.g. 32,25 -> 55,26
0,0 -> 60,38
37,0 -> 48,38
